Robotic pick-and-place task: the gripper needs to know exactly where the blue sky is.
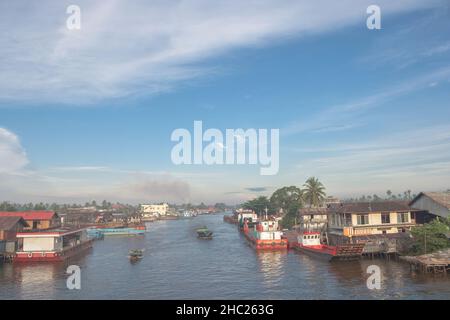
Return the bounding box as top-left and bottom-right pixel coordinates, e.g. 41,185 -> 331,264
1,0 -> 450,204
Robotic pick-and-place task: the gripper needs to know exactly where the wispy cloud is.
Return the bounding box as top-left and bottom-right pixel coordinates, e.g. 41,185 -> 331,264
283,67 -> 450,136
0,0 -> 441,105
292,125 -> 450,195
245,187 -> 267,192
50,166 -> 110,172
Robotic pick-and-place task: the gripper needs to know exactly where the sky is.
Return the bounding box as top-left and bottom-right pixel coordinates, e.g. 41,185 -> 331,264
1,0 -> 450,205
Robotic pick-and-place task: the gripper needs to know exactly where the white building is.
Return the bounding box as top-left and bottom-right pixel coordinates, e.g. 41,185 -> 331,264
140,203 -> 169,217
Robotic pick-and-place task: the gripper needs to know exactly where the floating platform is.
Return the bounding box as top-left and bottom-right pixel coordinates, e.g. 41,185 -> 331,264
400,249 -> 450,274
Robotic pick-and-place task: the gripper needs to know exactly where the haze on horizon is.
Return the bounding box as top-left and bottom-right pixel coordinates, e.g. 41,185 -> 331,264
1,0 -> 450,205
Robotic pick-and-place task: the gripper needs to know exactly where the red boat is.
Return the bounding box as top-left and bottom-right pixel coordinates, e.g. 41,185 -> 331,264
243,220 -> 288,251
291,231 -> 364,261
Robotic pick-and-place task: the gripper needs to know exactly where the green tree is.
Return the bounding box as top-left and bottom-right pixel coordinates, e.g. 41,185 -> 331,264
269,186 -> 303,214
34,202 -> 46,210
0,201 -> 17,211
303,177 -> 326,207
243,196 -> 272,215
214,203 -> 226,211
386,190 -> 392,199
410,219 -> 450,255
280,202 -> 301,229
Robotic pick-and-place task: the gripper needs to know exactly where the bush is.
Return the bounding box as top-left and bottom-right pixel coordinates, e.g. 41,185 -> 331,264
410,218 -> 450,255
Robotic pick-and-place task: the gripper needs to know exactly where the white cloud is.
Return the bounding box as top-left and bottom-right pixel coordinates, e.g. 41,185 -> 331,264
291,125 -> 450,196
0,128 -> 29,174
0,0 -> 441,104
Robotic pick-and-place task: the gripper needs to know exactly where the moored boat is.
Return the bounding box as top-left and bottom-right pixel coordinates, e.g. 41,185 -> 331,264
237,210 -> 258,231
243,220 -> 288,250
291,231 -> 364,261
14,228 -> 93,262
88,227 -> 146,236
223,214 -> 238,224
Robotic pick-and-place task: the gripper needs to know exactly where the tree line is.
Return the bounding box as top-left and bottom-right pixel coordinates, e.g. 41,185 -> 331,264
0,200 -> 133,212
241,177 -> 326,229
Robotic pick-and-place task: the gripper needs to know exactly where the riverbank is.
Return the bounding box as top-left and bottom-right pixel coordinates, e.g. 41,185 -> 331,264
0,214 -> 449,299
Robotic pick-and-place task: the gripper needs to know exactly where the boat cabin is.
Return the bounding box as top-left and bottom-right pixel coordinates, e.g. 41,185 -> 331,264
298,232 -> 321,247
15,227 -> 89,261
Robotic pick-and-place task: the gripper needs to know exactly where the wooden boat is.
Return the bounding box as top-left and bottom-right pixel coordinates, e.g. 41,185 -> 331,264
196,226 -> 213,239
291,231 -> 364,261
223,215 -> 238,224
128,249 -> 144,261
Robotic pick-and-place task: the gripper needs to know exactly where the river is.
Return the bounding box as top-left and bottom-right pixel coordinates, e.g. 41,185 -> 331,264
1,213 -> 449,299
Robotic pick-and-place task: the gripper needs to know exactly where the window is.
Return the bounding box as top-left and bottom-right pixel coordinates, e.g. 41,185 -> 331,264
357,214 -> 369,225
381,213 -> 390,224
345,214 -> 352,226
32,221 -> 38,229
397,213 -> 409,223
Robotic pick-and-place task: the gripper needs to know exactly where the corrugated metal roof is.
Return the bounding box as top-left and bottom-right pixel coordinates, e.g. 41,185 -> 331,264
298,207 -> 328,216
421,192 -> 450,209
328,201 -> 412,213
0,211 -> 58,220
0,216 -> 28,230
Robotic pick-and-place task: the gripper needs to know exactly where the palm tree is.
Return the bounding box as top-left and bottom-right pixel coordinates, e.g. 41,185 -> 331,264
386,190 -> 392,199
303,177 -> 326,207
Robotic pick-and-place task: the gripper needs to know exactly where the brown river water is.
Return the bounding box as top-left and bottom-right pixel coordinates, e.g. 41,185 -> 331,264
1,213 -> 449,299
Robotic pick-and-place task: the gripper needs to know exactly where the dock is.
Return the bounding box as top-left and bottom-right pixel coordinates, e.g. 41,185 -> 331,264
400,249 -> 450,274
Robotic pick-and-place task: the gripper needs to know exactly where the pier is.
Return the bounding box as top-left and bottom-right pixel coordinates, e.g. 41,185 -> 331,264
400,249 -> 450,274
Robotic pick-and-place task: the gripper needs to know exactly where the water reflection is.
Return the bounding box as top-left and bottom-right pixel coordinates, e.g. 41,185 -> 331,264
256,252 -> 285,289
0,214 -> 449,300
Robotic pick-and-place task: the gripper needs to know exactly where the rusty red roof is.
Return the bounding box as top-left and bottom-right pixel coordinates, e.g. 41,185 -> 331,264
0,211 -> 58,220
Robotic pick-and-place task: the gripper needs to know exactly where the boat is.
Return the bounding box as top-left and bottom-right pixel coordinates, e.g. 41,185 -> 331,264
88,227 -> 146,236
14,228 -> 93,262
196,226 -> 213,239
223,214 -> 238,224
242,220 -> 288,250
181,211 -> 194,218
86,228 -> 104,240
291,231 -> 365,261
128,249 -> 144,262
237,210 -> 258,231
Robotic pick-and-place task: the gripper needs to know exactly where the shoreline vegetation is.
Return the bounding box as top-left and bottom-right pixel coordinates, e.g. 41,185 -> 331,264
1,178 -> 449,257
240,177 -> 450,257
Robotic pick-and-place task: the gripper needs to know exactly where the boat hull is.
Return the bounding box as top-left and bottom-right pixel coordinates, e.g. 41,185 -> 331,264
14,240 -> 93,262
291,243 -> 364,261
291,243 -> 335,261
93,228 -> 146,236
244,232 -> 288,251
